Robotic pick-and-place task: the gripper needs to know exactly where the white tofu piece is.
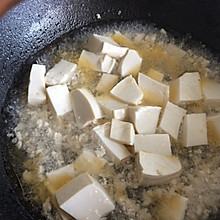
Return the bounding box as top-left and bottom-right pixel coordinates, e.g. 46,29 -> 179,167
28,64 -> 46,105
159,101 -> 186,140
45,59 -> 77,86
93,123 -> 131,164
71,88 -> 103,128
46,85 -> 72,116
147,68 -> 164,82
96,73 -> 119,93
138,72 -> 169,106
170,72 -> 202,104
157,194 -> 188,220
136,151 -> 181,186
110,75 -> 143,105
45,163 -> 75,194
181,113 -> 208,147
134,134 -> 171,156
118,49 -> 142,77
202,79 -> 220,104
88,34 -> 128,59
78,50 -> 116,74
165,43 -> 187,59
97,96 -> 128,120
55,172 -> 115,220
128,106 -> 161,134
207,113 -> 220,146
110,119 -> 135,145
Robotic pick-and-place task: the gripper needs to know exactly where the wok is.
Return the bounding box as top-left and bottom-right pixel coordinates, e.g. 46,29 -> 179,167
0,0 -> 220,219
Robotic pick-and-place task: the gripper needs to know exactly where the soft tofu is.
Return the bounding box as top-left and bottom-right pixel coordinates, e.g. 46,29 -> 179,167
45,59 -> 77,86
128,106 -> 161,134
118,49 -> 142,77
147,68 -> 164,82
28,64 -> 46,105
96,73 -> 119,93
136,151 -> 181,186
181,113 -> 208,147
157,194 -> 188,220
88,34 -> 128,59
71,88 -> 103,128
45,163 -> 75,194
93,123 -> 131,164
202,79 -> 220,104
78,50 -> 116,74
165,43 -> 187,59
97,96 -> 128,120
55,172 -> 115,220
46,85 -> 72,116
159,101 -> 186,140
134,134 -> 171,156
110,119 -> 135,145
170,72 -> 202,104
207,113 -> 220,146
110,75 -> 143,105
138,72 -> 169,106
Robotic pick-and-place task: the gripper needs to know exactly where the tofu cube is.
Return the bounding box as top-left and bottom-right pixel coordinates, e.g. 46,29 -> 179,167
147,68 -> 164,82
93,123 -> 131,164
97,96 -> 128,120
96,73 -> 119,94
207,113 -> 220,146
134,134 -> 171,156
110,75 -> 143,105
28,64 -> 46,105
88,34 -> 128,59
159,101 -> 186,140
71,88 -> 103,128
118,49 -> 142,77
136,151 -> 181,186
110,119 -> 135,145
46,85 -> 72,116
157,194 -> 188,220
170,72 -> 202,104
128,106 -> 161,134
138,72 -> 169,106
55,172 -> 115,220
78,50 -> 116,74
45,59 -> 77,86
181,113 -> 208,147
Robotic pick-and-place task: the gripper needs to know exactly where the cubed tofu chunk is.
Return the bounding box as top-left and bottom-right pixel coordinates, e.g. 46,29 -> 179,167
97,96 -> 128,120
110,119 -> 135,145
181,113 -> 208,147
157,194 -> 188,220
28,64 -> 46,105
207,113 -> 220,146
165,43 -> 187,59
159,101 -> 186,140
170,72 -> 202,104
55,172 -> 115,220
110,75 -> 143,105
45,59 -> 77,86
134,134 -> 171,156
71,88 -> 103,128
147,68 -> 164,82
138,72 -> 169,106
93,123 -> 131,164
78,50 -> 116,74
96,73 -> 119,93
136,151 -> 181,186
128,106 -> 161,134
118,49 -> 142,77
45,163 -> 75,194
46,85 -> 72,116
202,79 -> 220,104
88,34 -> 128,59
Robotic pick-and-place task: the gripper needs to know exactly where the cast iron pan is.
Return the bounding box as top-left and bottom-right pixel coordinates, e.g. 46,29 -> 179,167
0,0 -> 220,219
